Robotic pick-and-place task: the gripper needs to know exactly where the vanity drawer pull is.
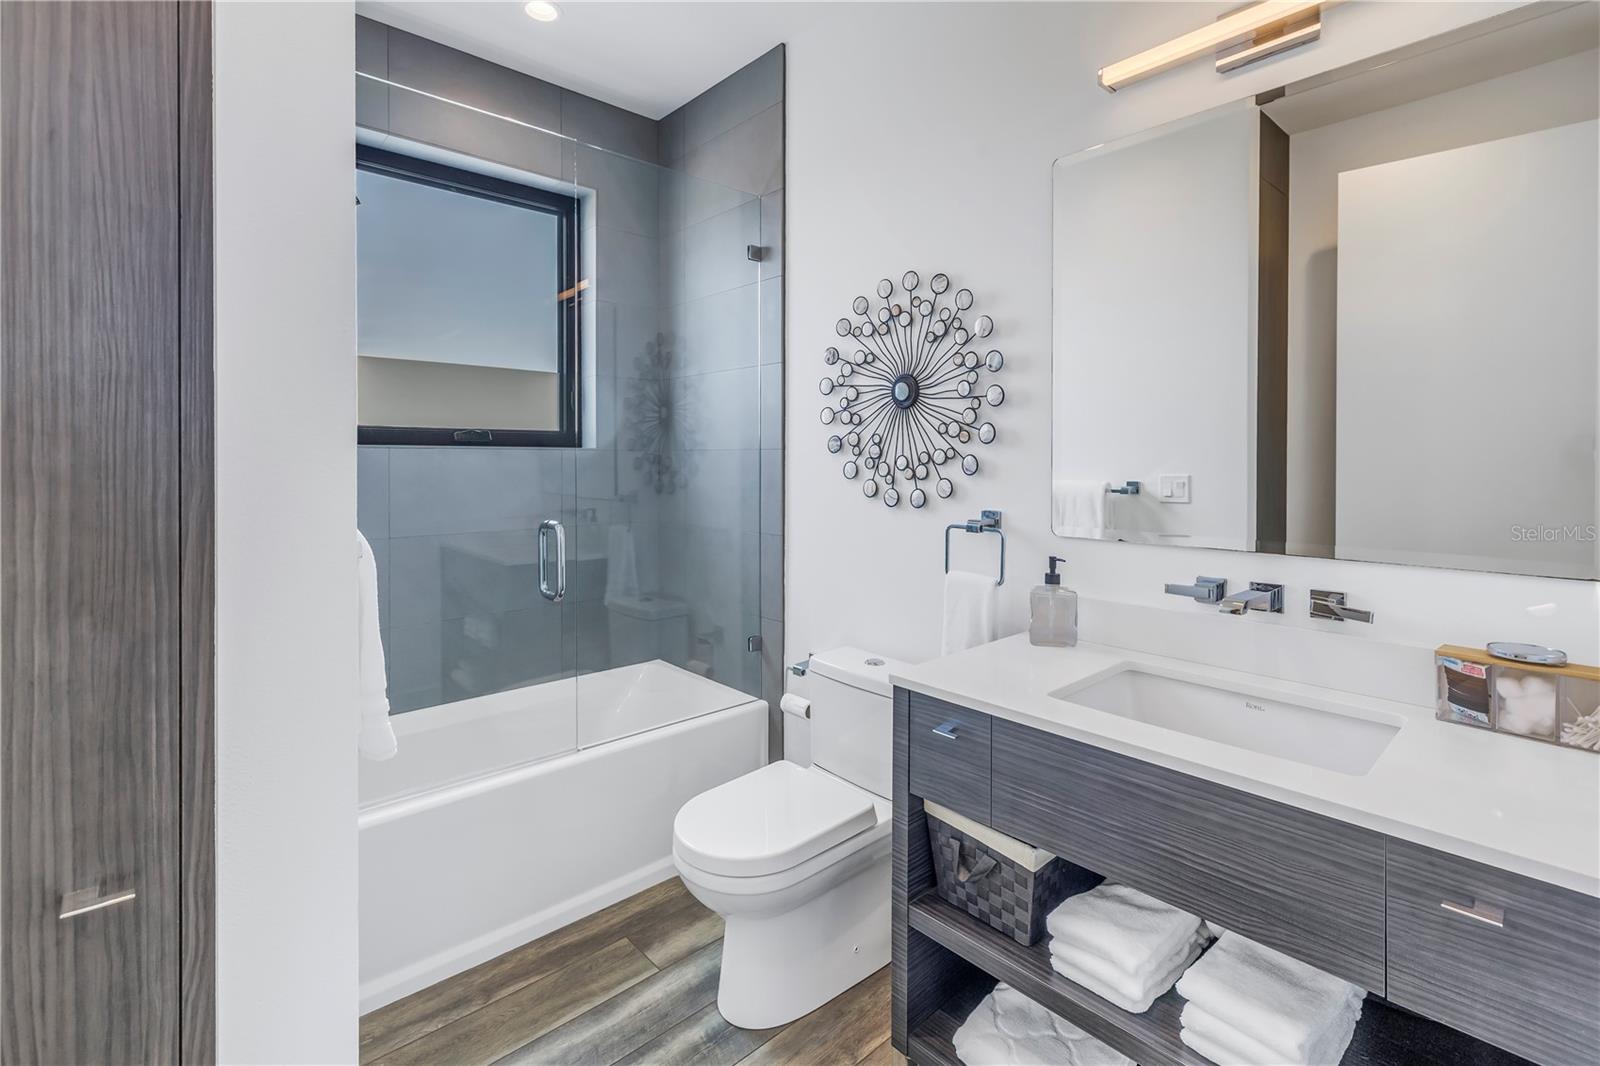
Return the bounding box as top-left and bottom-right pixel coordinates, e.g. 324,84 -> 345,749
1440,898 -> 1505,928
909,696 -> 992,821
59,884 -> 137,920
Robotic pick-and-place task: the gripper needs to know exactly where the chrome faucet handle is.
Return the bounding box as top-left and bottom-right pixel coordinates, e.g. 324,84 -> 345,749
1164,576 -> 1227,604
1311,589 -> 1373,624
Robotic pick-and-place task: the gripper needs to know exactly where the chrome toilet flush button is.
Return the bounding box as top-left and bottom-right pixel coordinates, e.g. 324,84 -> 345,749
865,657 -> 885,666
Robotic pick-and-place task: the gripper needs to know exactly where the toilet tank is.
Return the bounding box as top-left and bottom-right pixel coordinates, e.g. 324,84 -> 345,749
807,646 -> 913,799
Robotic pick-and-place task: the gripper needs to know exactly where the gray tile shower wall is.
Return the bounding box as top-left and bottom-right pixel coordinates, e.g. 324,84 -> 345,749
354,21 -> 784,733
356,17 -> 659,162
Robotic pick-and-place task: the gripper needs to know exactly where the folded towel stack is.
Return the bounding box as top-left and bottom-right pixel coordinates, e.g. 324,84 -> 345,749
1045,883 -> 1210,1013
952,983 -> 1135,1066
1175,931 -> 1365,1065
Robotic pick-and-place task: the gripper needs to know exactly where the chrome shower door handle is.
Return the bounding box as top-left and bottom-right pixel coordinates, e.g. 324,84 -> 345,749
538,519 -> 567,603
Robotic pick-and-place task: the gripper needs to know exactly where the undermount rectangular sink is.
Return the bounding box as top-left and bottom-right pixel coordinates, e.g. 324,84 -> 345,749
1052,666 -> 1401,776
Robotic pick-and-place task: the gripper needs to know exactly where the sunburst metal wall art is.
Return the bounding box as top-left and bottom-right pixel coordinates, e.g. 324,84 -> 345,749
820,272 -> 1004,508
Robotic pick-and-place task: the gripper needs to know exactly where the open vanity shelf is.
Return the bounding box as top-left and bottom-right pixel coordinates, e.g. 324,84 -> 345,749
889,688 -> 1593,1066
903,892 -> 1529,1066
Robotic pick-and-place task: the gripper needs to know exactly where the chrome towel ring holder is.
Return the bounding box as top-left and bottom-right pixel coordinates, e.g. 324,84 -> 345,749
944,509 -> 1005,586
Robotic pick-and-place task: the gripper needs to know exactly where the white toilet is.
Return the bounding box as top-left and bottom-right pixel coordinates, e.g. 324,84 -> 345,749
672,646 -> 908,1029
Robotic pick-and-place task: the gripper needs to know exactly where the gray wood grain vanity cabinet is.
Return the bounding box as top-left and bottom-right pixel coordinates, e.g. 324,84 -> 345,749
990,718 -> 1388,992
1387,840 -> 1600,1065
893,688 -> 1600,1066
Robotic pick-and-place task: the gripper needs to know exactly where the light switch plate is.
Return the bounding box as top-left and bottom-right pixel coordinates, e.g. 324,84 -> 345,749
1158,474 -> 1191,503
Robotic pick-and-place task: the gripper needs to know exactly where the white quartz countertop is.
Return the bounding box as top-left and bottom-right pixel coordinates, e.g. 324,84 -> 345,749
890,634 -> 1600,897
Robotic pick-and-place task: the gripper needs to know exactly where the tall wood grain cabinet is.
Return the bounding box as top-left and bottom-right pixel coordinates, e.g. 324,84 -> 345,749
1,2 -> 216,1062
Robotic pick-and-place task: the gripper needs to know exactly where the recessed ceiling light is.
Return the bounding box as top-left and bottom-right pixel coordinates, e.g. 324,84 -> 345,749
524,1 -> 560,22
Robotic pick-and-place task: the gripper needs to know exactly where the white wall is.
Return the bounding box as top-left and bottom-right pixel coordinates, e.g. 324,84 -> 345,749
785,1 -> 1599,714
1336,120 -> 1599,578
1052,102 -> 1258,548
215,4 -> 359,1063
1284,48 -> 1600,555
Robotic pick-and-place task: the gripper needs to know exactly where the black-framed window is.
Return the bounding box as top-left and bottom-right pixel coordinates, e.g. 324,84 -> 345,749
355,145 -> 581,447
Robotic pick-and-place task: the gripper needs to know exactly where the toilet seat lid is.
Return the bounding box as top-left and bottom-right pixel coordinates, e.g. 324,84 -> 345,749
673,761 -> 877,878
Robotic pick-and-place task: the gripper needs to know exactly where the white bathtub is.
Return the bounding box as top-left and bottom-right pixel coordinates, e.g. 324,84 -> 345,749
358,660 -> 766,1011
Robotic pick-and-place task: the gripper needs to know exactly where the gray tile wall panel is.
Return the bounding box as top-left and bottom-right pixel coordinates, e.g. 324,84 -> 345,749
355,17 -> 390,130
355,15 -> 388,75
387,26 -> 563,132
673,47 -> 783,160
678,103 -> 783,197
560,89 -> 659,163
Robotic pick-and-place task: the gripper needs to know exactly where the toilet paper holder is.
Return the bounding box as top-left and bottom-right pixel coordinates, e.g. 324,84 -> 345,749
944,509 -> 1006,586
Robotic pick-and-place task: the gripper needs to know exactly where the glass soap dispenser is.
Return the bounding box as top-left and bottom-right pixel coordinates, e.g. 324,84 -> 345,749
1030,555 -> 1078,647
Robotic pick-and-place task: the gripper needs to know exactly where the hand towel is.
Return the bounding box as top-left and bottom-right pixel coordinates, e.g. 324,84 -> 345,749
1051,933 -> 1206,1013
1051,927 -> 1211,1004
952,983 -> 1135,1066
357,530 -> 397,761
1052,479 -> 1109,536
941,569 -> 997,655
1175,932 -> 1365,1065
603,524 -> 639,606
1181,1000 -> 1362,1066
1046,883 -> 1204,975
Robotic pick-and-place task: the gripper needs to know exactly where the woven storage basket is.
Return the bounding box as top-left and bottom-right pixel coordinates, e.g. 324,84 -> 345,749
927,809 -> 1077,946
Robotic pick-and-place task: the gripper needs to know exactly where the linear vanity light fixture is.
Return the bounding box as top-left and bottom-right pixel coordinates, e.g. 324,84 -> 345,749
1098,0 -> 1328,92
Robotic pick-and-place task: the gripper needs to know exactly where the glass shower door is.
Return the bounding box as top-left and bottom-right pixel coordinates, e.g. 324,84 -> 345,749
570,142 -> 766,748
356,68 -> 771,770
355,75 -> 582,785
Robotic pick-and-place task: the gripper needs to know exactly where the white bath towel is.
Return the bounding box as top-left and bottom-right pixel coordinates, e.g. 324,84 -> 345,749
357,530 -> 397,761
1181,1000 -> 1362,1066
941,569 -> 997,655
952,983 -> 1135,1066
603,523 -> 639,606
1050,933 -> 1207,1014
1175,932 -> 1365,1065
1046,883 -> 1205,976
1051,927 -> 1211,1005
1052,479 -> 1109,536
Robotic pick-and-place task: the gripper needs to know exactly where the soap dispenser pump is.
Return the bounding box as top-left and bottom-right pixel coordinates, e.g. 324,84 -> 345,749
1030,555 -> 1078,647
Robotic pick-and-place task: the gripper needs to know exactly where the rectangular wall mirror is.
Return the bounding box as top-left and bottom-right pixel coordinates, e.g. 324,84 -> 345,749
1052,3 -> 1599,580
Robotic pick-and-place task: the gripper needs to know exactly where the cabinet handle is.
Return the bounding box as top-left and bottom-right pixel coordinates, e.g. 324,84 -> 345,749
1440,898 -> 1504,928
931,719 -> 961,740
59,884 -> 137,920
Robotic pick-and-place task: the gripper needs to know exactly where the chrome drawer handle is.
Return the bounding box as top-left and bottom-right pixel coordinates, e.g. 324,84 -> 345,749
931,719 -> 961,740
1441,898 -> 1504,928
59,884 -> 137,920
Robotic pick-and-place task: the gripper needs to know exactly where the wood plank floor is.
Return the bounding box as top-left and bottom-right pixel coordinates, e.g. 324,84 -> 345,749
360,878 -> 899,1066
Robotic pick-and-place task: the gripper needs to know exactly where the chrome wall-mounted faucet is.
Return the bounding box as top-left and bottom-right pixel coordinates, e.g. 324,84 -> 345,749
1219,582 -> 1283,615
1164,576 -> 1227,604
1310,589 -> 1373,623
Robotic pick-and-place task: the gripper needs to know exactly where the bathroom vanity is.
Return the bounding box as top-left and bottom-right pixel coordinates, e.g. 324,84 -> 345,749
889,636 -> 1600,1066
